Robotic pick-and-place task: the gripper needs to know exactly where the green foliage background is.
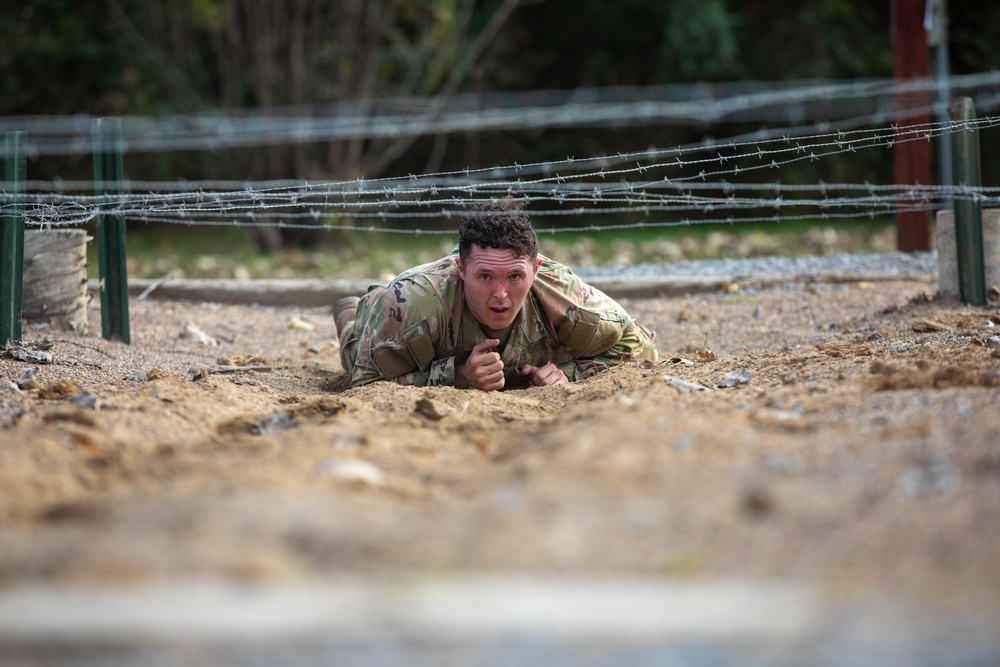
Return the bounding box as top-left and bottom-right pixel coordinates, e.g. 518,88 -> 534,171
6,1 -> 997,176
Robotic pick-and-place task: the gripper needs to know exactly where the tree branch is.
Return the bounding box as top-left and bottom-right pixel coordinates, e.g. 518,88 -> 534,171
369,0 -> 524,175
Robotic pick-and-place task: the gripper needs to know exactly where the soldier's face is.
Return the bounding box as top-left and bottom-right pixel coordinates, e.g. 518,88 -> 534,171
457,245 -> 542,330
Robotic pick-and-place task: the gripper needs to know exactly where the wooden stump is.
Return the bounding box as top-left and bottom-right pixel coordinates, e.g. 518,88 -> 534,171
23,229 -> 91,334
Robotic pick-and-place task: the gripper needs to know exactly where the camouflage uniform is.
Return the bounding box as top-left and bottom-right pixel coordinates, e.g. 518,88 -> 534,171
339,252 -> 658,388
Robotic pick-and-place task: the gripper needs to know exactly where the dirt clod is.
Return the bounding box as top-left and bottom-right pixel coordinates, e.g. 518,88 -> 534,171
37,379 -> 83,399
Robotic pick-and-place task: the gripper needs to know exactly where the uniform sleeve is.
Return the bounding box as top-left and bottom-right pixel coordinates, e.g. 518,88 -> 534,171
349,277 -> 456,388
383,357 -> 456,387
534,262 -> 659,381
555,321 -> 658,381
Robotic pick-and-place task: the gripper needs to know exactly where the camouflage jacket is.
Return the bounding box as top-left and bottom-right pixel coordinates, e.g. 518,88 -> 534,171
340,252 -> 658,388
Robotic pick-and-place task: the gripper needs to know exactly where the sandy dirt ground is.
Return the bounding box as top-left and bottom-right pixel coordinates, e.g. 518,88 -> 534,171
1,275 -> 1000,659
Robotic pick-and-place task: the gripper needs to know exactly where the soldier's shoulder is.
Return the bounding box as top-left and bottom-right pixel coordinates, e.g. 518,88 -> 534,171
393,255 -> 459,284
537,253 -> 569,273
359,257 -> 458,323
376,255 -> 455,297
535,255 -> 588,290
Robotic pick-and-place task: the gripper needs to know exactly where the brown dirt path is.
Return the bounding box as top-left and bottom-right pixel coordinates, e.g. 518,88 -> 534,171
1,277 -> 999,627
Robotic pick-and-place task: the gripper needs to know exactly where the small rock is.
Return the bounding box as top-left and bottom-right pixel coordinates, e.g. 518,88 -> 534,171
11,348 -> 52,364
751,305 -> 763,320
987,336 -> 1000,349
663,375 -> 713,392
318,458 -> 385,486
128,370 -> 149,382
251,411 -> 296,435
912,318 -> 951,333
415,397 -> 449,420
716,369 -> 751,388
288,315 -> 316,332
71,392 -> 99,410
179,322 -> 218,346
17,368 -> 40,390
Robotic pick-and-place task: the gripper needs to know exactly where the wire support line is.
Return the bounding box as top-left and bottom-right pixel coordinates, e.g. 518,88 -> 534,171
18,185 -> 978,232
14,109 -> 1000,210
10,108 -> 999,238
62,184 -> 975,217
11,114 -> 999,224
5,72 -> 1000,156
93,202 -> 940,236
19,178 -> 1000,199
12,181 -> 992,223
10,190 -> 995,230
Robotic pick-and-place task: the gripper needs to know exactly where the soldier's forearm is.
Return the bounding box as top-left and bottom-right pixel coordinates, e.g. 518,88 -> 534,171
392,356 -> 455,387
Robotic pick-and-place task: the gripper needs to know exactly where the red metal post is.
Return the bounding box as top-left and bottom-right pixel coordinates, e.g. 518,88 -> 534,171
893,0 -> 933,252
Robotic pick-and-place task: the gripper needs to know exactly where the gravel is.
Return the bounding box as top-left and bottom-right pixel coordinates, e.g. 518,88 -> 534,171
574,250 -> 938,280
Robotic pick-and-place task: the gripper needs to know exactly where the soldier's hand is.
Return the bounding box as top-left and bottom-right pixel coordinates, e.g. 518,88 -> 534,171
520,363 -> 568,387
456,338 -> 505,391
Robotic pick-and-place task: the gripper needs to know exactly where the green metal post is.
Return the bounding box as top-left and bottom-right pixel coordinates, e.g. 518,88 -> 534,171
93,118 -> 131,343
1,132 -> 26,346
948,97 -> 986,306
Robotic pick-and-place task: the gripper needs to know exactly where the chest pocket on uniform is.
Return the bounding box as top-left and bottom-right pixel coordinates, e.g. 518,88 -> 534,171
370,319 -> 436,379
556,312 -> 625,358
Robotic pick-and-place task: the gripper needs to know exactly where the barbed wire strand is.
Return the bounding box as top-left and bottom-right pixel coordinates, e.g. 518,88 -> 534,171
5,78 -> 999,235
6,72 -> 1000,156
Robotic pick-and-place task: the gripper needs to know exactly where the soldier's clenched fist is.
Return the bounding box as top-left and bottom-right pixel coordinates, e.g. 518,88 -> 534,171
456,338 -> 505,391
520,362 -> 568,386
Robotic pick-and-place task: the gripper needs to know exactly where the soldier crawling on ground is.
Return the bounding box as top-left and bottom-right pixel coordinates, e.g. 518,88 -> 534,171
334,198 -> 659,390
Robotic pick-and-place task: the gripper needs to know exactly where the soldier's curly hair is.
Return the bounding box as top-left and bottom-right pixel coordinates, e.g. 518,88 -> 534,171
457,197 -> 538,263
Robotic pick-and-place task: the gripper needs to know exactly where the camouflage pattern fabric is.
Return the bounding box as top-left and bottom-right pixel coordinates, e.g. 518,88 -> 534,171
339,252 -> 658,388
